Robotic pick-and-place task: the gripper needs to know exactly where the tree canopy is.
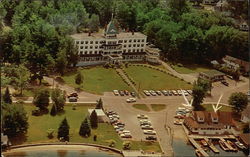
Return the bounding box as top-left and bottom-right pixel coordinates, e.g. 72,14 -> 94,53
228,92 -> 248,114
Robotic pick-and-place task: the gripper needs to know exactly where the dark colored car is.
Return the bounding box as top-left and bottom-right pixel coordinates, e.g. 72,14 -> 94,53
68,92 -> 78,98
124,90 -> 129,95
221,80 -> 229,86
146,136 -> 157,141
119,90 -> 125,96
131,92 -> 136,97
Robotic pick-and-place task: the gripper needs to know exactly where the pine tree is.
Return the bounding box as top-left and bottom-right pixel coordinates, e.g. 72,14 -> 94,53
75,71 -> 83,85
58,118 -> 70,141
90,110 -> 98,128
79,118 -> 91,137
50,104 -> 57,116
3,87 -> 12,104
95,98 -> 103,109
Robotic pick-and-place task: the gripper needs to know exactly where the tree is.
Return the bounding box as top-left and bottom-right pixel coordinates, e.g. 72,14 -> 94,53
90,110 -> 98,128
55,49 -> 68,75
75,71 -> 83,85
95,98 -> 103,109
197,78 -> 212,95
2,103 -> 28,136
192,82 -> 206,111
88,14 -> 100,32
228,92 -> 248,113
12,64 -> 30,95
58,118 -> 70,141
3,87 -> 12,104
79,118 -> 91,137
51,87 -> 66,112
33,88 -> 50,110
50,104 -> 57,116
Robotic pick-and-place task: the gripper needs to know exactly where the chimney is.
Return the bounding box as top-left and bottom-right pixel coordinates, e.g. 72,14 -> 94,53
132,30 -> 134,35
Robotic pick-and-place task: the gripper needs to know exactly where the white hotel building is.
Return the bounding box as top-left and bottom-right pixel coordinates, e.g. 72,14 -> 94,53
71,20 -> 149,66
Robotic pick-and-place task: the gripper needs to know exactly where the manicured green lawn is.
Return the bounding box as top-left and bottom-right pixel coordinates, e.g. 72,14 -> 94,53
124,66 -> 192,91
12,104 -> 161,152
150,104 -> 166,111
202,104 -> 233,112
171,64 -> 211,74
62,67 -> 132,94
132,104 -> 151,112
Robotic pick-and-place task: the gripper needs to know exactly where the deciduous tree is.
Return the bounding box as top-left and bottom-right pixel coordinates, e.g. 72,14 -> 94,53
229,92 -> 248,113
33,88 -> 50,110
3,87 -> 12,104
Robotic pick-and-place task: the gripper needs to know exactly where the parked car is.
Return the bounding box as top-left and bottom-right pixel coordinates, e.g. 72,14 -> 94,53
221,80 -> 229,86
124,90 -> 129,95
131,92 -> 136,97
68,92 -> 78,98
161,90 -> 168,96
113,90 -> 119,96
143,130 -> 156,135
143,90 -> 151,96
126,98 -> 136,103
137,114 -> 148,119
119,90 -> 125,96
168,91 -> 173,96
146,136 -> 157,141
156,90 -> 162,95
68,96 -> 77,102
149,90 -> 157,96
120,134 -> 132,138
172,90 -> 178,96
141,125 -> 154,130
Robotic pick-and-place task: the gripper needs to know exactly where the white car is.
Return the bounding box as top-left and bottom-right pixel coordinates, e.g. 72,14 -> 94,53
143,90 -> 151,96
113,90 -> 119,96
141,125 -> 154,130
123,130 -> 130,134
120,133 -> 132,138
149,90 -> 157,96
143,130 -> 156,135
137,114 -> 148,119
126,98 -> 136,103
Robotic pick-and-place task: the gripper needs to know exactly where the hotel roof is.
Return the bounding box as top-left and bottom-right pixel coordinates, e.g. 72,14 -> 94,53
71,32 -> 146,40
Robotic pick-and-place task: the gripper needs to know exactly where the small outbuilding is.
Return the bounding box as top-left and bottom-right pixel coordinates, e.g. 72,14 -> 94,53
198,70 -> 225,82
88,109 -> 107,123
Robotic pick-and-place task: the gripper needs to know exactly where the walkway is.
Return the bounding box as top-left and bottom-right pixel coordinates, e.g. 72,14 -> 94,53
159,61 -> 197,84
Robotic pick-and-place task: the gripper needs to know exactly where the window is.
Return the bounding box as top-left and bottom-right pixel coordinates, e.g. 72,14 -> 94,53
85,51 -> 88,54
133,44 -> 136,47
90,41 -> 93,44
124,45 -> 127,48
129,39 -> 132,42
134,39 -> 136,42
118,40 -> 123,43
123,50 -> 126,53
80,51 -> 83,55
141,44 -> 144,47
89,51 -> 92,54
76,41 -> 79,44
129,44 -> 131,47
95,46 -> 98,49
137,44 -> 140,47
85,41 -> 88,44
142,39 -> 145,42
80,46 -> 83,49
132,49 -> 135,52
90,46 -> 93,49
138,39 -> 140,42
85,46 -> 88,49
95,51 -> 97,54
137,49 -> 139,52
141,49 -> 143,52
128,49 -> 131,52
81,41 -> 84,44
124,40 -> 127,43
95,41 -> 98,44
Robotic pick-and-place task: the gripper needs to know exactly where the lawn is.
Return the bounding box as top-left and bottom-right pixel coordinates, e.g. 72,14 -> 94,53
171,63 -> 211,74
124,66 -> 192,91
132,104 -> 151,112
11,104 -> 161,152
150,104 -> 166,112
202,104 -> 233,112
62,67 -> 132,94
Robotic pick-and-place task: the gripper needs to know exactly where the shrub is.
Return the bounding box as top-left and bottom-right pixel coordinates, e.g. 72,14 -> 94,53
123,141 -> 131,150
47,129 -> 55,139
